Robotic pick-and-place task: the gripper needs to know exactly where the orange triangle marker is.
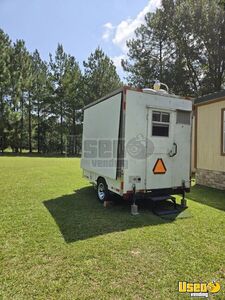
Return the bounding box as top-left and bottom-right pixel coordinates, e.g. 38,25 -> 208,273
153,158 -> 167,174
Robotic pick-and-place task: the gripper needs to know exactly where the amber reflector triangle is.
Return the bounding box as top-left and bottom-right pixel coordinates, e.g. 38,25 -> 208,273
153,158 -> 167,174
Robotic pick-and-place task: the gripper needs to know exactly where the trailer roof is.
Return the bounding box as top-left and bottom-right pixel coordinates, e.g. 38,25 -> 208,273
83,86 -> 192,110
83,87 -> 124,110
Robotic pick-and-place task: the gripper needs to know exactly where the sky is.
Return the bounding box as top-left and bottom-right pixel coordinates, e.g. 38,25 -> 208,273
0,0 -> 161,80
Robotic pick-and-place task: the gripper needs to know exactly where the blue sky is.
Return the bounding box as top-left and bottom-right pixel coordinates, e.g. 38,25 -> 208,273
0,0 -> 160,79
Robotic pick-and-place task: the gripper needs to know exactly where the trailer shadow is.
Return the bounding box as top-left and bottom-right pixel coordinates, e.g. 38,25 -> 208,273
188,184 -> 225,212
43,187 -> 170,243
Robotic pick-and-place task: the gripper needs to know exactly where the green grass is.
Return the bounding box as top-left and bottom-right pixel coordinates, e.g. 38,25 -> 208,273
0,157 -> 225,299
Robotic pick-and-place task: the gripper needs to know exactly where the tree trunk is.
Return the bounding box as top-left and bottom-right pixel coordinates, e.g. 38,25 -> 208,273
0,93 -> 4,153
20,95 -> 24,153
159,39 -> 163,82
28,93 -> 32,153
37,100 -> 40,153
72,109 -> 76,155
60,100 -> 63,155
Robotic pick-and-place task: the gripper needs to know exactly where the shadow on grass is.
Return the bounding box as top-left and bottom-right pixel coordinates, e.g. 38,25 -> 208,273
188,184 -> 225,212
44,187 -> 169,243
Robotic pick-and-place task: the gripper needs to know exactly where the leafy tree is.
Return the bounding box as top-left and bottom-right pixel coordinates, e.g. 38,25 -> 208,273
49,45 -> 82,154
168,0 -> 225,94
0,30 -> 11,152
122,9 -> 192,94
123,0 -> 225,96
9,40 -> 33,152
190,0 -> 225,93
63,55 -> 83,155
30,50 -> 50,153
83,47 -> 122,104
122,12 -> 166,87
49,44 -> 68,154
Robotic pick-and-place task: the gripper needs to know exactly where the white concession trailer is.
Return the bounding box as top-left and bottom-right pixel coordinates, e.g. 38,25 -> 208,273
81,86 -> 192,204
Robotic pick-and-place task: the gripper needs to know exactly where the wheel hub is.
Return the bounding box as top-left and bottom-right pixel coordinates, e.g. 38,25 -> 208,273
98,182 -> 105,201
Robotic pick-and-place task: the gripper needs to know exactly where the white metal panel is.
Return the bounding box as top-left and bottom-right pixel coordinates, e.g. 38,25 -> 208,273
123,90 -> 192,192
145,108 -> 175,189
172,120 -> 192,188
123,91 -> 148,192
81,93 -> 122,180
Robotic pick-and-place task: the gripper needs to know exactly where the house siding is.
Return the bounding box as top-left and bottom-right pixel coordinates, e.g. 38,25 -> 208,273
196,99 -> 225,172
195,99 -> 225,190
191,115 -> 196,173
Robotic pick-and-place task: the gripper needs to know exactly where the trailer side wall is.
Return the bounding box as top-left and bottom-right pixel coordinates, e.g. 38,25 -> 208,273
81,92 -> 122,180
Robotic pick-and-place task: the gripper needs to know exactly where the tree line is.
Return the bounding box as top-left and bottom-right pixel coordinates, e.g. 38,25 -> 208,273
123,0 -> 225,96
0,30 -> 121,154
1,0 -> 225,154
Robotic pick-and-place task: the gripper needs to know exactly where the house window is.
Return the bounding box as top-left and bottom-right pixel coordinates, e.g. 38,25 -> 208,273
222,109 -> 225,155
152,111 -> 170,137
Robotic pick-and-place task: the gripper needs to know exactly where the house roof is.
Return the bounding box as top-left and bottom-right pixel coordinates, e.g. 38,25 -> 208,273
195,90 -> 225,106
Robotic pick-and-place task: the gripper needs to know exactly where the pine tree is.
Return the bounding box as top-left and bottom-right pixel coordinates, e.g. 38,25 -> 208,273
123,0 -> 225,96
0,30 -> 11,152
49,44 -> 68,154
63,55 -> 83,155
83,47 -> 122,104
30,50 -> 50,153
10,40 -> 32,152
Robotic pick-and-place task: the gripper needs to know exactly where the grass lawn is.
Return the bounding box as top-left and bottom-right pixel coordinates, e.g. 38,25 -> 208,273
0,157 -> 225,299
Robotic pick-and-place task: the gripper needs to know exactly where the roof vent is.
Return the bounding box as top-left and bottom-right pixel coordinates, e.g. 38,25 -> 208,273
154,80 -> 169,94
142,88 -> 156,93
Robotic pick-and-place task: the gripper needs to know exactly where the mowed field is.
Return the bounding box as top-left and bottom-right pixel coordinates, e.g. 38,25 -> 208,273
0,157 -> 225,299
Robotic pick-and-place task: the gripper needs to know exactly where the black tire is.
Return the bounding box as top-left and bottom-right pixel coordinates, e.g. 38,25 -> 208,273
96,178 -> 109,203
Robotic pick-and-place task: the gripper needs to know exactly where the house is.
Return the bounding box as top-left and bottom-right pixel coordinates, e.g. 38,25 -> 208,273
194,90 -> 225,190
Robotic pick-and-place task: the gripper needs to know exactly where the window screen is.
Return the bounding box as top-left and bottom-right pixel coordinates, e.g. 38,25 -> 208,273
152,111 -> 170,137
177,110 -> 191,125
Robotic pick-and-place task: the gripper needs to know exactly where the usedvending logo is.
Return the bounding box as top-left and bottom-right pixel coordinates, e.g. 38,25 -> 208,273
126,134 -> 154,159
178,280 -> 221,298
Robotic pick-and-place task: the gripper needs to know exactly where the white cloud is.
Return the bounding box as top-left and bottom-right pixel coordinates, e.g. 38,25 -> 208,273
103,0 -> 161,79
112,54 -> 126,68
102,22 -> 115,41
111,54 -> 127,80
112,0 -> 161,53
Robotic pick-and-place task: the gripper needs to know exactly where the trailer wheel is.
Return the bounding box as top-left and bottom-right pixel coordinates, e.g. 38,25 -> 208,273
97,178 -> 109,203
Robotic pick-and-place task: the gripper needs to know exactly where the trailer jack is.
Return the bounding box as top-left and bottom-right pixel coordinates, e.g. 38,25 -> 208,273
131,184 -> 139,215
181,181 -> 187,208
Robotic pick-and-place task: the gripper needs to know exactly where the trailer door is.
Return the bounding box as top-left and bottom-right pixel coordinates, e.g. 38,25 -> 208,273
172,109 -> 192,189
145,107 -> 176,190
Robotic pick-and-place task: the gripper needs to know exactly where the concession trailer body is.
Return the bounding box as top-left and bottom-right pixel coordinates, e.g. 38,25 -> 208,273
81,86 -> 192,203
